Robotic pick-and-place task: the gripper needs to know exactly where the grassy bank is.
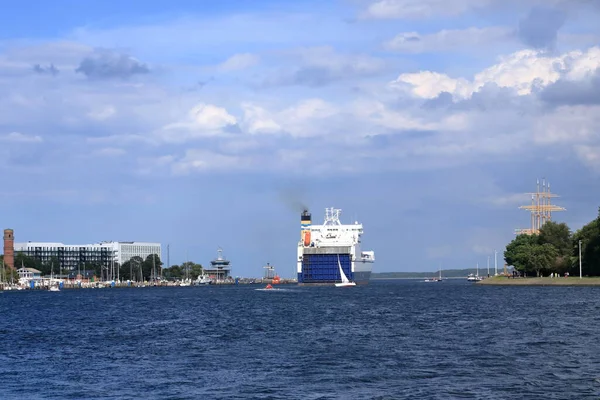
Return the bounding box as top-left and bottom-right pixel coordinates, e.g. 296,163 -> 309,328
477,276 -> 600,286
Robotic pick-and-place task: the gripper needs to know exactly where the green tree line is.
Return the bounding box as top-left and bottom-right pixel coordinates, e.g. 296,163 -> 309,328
504,207 -> 600,276
162,262 -> 204,280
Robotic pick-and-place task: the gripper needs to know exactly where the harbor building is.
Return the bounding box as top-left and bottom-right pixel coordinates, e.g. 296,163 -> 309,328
13,240 -> 161,271
204,248 -> 232,281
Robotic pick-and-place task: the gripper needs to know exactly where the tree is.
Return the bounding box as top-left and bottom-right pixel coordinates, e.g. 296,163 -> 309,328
529,243 -> 558,277
190,263 -> 203,280
504,233 -> 561,276
538,221 -> 572,273
14,252 -> 42,271
505,234 -> 539,274
143,254 -> 163,280
572,214 -> 600,276
120,256 -> 145,281
163,264 -> 183,280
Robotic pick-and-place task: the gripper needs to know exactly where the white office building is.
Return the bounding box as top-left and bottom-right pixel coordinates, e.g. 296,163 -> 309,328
103,241 -> 162,265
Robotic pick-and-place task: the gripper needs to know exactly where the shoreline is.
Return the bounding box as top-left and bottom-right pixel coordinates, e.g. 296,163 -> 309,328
476,276 -> 600,286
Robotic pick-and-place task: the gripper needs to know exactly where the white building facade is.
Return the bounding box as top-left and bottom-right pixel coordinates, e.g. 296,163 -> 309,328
105,241 -> 162,265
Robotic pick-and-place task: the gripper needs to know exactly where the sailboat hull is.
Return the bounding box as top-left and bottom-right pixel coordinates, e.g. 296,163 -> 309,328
335,282 -> 357,287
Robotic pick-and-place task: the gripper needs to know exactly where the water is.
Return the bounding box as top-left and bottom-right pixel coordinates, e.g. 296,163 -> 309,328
1,279 -> 600,399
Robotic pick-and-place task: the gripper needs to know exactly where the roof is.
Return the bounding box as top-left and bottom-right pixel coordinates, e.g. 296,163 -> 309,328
17,267 -> 41,273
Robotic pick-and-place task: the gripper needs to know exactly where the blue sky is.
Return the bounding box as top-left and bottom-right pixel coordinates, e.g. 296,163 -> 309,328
1,0 -> 600,277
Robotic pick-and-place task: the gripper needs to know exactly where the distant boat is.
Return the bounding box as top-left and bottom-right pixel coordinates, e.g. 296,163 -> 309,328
196,275 -> 212,285
424,268 -> 442,282
335,255 -> 356,287
467,262 -> 483,282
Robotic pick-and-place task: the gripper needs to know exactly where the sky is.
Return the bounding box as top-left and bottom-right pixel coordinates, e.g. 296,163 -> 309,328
1,0 -> 600,277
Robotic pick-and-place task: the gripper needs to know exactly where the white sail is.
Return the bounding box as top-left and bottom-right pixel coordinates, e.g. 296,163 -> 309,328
338,256 -> 350,284
335,255 -> 356,287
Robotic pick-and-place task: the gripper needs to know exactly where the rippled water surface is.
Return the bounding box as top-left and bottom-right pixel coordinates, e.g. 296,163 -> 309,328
1,279 -> 600,399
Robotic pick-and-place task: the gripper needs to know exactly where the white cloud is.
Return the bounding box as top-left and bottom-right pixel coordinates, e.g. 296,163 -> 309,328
218,53 -> 260,71
391,46 -> 600,99
241,98 -> 340,138
0,131 -> 43,143
240,103 -> 281,134
187,103 -> 237,129
385,27 -> 513,53
160,103 -> 238,142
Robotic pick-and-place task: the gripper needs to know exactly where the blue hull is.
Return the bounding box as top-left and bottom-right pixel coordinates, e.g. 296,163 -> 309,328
298,253 -> 371,285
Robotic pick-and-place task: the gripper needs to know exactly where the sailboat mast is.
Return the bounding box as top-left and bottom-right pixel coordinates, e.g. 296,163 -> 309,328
152,255 -> 156,283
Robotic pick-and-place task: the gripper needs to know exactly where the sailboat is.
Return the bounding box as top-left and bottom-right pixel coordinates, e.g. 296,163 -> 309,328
424,267 -> 442,282
335,255 -> 356,287
48,262 -> 60,291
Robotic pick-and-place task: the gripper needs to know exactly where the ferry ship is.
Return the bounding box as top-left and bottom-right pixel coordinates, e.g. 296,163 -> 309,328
297,207 -> 375,285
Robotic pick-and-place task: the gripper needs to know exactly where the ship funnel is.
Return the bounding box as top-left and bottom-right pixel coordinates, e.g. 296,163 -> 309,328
301,209 -> 312,246
301,209 -> 311,225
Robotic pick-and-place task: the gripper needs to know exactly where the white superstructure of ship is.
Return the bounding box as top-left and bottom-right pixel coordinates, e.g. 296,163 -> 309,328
296,207 -> 375,285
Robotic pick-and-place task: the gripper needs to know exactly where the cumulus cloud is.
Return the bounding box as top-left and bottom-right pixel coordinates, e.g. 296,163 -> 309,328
539,68 -> 600,105
240,98 -> 343,138
75,50 -> 150,79
159,103 -> 238,142
392,46 -> 600,99
240,103 -> 282,134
